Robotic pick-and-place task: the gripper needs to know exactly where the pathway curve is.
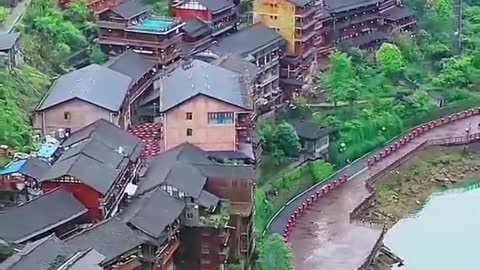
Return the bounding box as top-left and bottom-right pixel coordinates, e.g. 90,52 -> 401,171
268,114 -> 480,270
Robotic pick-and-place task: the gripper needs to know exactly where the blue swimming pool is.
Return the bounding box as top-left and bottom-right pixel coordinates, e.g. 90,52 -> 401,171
133,17 -> 174,32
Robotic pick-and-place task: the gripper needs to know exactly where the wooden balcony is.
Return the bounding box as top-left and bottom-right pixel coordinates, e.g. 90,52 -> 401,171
158,238 -> 180,265
295,5 -> 318,17
294,30 -> 316,42
295,18 -> 317,30
98,34 -> 182,50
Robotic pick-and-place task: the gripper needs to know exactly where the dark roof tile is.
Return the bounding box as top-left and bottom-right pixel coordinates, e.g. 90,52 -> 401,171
143,60 -> 251,112
197,0 -> 234,14
107,50 -> 155,85
291,120 -> 334,140
0,32 -> 19,51
111,0 -> 147,19
66,219 -> 144,264
212,23 -> 285,58
36,64 -> 132,112
127,189 -> 185,238
0,189 -> 88,244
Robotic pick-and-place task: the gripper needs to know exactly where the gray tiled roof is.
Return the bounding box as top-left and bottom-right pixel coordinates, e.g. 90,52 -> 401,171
197,190 -> 219,209
197,0 -> 234,14
212,54 -> 259,82
66,219 -> 144,264
288,0 -> 314,6
0,235 -> 105,270
41,145 -> 127,195
107,50 -> 155,85
36,64 -> 132,112
381,6 -> 415,20
41,120 -> 143,195
111,0 -> 147,19
0,189 -> 88,244
212,23 -> 285,58
147,60 -> 251,112
183,17 -> 212,38
0,235 -> 77,270
324,0 -> 382,12
127,189 -> 185,239
62,119 -> 143,162
19,158 -> 51,179
0,32 -> 20,51
291,120 -> 334,140
139,143 -> 254,198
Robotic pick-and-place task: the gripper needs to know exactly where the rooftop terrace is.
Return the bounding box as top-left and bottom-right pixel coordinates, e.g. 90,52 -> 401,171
127,16 -> 184,34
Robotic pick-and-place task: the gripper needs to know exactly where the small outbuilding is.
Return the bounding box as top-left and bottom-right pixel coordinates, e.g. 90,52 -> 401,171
291,120 -> 334,159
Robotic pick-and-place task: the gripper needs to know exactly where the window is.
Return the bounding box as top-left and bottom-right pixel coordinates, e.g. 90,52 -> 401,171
207,112 -> 234,125
186,112 -> 193,120
187,128 -> 193,136
64,112 -> 71,121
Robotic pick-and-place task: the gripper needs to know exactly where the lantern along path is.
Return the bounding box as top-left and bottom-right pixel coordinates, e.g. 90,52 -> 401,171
284,114 -> 480,270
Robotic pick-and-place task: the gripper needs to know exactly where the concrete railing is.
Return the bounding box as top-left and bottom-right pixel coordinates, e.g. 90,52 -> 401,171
351,133 -> 480,269
281,107 -> 480,266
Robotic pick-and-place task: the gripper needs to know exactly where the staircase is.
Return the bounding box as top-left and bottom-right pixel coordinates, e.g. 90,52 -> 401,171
129,123 -> 162,157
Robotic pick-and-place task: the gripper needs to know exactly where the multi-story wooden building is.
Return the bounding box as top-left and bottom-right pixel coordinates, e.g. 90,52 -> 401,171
97,0 -> 185,66
39,119 -> 143,221
253,0 -> 318,94
170,0 -> 238,36
197,23 -> 286,112
139,143 -> 255,270
253,0 -> 416,90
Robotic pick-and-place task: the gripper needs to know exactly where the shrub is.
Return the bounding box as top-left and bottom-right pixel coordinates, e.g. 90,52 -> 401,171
309,160 -> 335,182
0,6 -> 9,24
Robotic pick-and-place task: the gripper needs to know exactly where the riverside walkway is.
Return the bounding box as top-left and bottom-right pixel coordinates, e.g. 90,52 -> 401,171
267,113 -> 480,270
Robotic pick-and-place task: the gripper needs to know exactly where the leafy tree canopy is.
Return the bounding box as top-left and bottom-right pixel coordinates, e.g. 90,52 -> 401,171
375,43 -> 405,74
257,234 -> 293,270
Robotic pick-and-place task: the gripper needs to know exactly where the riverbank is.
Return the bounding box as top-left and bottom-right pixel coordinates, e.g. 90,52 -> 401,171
363,146 -> 480,227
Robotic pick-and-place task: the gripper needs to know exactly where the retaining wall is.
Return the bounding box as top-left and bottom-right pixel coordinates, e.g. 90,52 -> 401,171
280,107 -> 480,269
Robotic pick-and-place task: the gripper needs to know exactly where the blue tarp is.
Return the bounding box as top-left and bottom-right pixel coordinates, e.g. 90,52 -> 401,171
0,160 -> 26,175
37,143 -> 60,159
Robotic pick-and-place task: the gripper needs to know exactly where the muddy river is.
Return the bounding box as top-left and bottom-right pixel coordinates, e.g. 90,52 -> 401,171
384,180 -> 480,270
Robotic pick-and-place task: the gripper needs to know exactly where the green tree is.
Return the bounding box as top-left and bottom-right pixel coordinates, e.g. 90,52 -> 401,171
432,56 -> 473,87
64,0 -> 90,26
0,6 -> 9,24
375,43 -> 404,74
320,51 -> 359,106
257,234 -> 293,270
89,44 -> 107,64
272,122 -> 301,157
19,0 -> 88,71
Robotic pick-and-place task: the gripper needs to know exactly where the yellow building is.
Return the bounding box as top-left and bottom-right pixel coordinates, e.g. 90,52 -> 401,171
253,0 -> 317,56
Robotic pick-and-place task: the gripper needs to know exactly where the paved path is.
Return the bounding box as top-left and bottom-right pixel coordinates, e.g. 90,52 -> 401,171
0,0 -> 31,34
269,115 -> 480,270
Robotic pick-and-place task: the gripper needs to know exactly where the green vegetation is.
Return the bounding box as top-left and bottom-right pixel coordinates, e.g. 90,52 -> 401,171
256,234 -> 293,270
19,0 -> 92,73
0,0 -> 95,152
143,0 -> 169,16
257,120 -> 301,166
0,6 -> 9,24
0,66 -> 51,151
255,159 -> 334,233
89,44 -> 108,64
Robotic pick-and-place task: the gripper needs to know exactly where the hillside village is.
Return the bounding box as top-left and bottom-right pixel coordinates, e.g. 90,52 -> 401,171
0,0 -> 426,268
